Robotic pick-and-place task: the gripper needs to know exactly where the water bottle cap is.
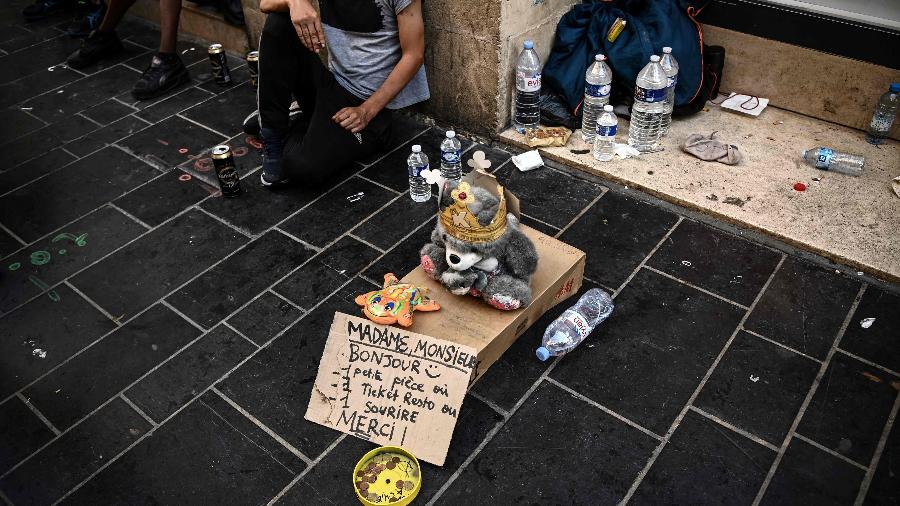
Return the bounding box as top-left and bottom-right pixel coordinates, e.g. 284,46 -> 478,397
446,130 -> 456,138
650,55 -> 661,62
523,40 -> 534,49
535,347 -> 550,361
890,83 -> 900,93
662,46 -> 672,53
801,149 -> 808,158
412,145 -> 421,153
603,104 -> 613,112
595,54 -> 606,61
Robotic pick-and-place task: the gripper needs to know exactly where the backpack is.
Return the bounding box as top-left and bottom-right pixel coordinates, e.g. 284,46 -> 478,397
542,0 -> 712,119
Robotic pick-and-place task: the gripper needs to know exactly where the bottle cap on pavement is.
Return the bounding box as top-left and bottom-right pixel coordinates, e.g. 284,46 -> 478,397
663,46 -> 672,53
650,55 -> 661,62
595,54 -> 606,61
446,130 -> 455,138
536,347 -> 550,361
524,40 -> 534,49
412,145 -> 421,153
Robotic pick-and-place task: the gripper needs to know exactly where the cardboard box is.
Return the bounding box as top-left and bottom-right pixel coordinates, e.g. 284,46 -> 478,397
401,224 -> 585,386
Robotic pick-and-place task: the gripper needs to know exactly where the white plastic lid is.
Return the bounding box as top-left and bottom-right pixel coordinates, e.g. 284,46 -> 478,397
446,130 -> 456,138
603,104 -> 613,112
595,54 -> 606,61
650,55 -> 661,62
412,145 -> 422,153
662,46 -> 672,53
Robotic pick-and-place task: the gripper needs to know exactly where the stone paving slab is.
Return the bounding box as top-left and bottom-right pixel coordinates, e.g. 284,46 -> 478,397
0,5 -> 898,506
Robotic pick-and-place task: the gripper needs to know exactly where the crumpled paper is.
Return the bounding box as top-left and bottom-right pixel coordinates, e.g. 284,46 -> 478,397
613,143 -> 641,160
512,150 -> 544,171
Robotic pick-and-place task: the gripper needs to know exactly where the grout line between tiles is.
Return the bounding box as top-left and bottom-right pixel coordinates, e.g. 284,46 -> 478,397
272,227 -> 322,252
107,202 -> 152,230
621,253 -> 787,505
0,488 -> 12,506
614,217 -> 684,298
689,406 -> 779,452
834,348 -> 900,378
119,393 -> 158,427
221,321 -> 261,349
546,377 -> 663,441
211,387 -> 311,464
855,389 -> 900,505
643,265 -> 750,310
742,328 -> 823,363
111,96 -> 141,112
347,233 -> 386,254
175,113 -> 230,139
355,174 -> 402,195
553,189 -> 607,238
160,300 -> 208,332
76,112 -> 104,128
266,434 -> 348,505
751,283 -> 868,506
467,391 -> 509,417
267,288 -> 305,312
58,146 -> 79,159
16,392 -> 61,436
64,280 -> 122,326
193,205 -> 255,238
0,221 -> 28,247
791,432 -> 868,471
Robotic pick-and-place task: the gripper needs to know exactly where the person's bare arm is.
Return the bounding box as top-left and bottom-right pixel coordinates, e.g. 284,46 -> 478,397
332,0 -> 425,133
260,0 -> 325,52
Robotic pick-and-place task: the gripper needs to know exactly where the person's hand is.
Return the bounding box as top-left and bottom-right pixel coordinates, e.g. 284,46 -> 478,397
288,0 -> 325,52
333,105 -> 374,133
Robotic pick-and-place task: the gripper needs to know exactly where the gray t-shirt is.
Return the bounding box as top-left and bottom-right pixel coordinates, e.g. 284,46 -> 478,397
320,0 -> 429,109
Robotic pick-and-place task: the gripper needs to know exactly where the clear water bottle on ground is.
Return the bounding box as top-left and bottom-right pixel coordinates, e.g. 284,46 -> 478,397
514,40 -> 541,132
801,147 -> 865,176
407,145 -> 431,202
659,47 -> 679,136
581,54 -> 612,144
628,55 -> 667,152
439,130 -> 462,181
593,105 -> 617,162
536,288 -> 614,361
866,83 -> 899,145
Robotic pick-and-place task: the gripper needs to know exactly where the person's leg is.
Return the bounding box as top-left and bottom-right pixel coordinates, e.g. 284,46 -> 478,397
157,0 -> 179,53
96,0 -> 135,31
281,80 -> 392,188
258,12 -> 325,186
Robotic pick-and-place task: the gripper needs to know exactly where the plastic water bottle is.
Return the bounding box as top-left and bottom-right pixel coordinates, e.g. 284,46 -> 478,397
581,54 -> 612,144
514,40 -> 541,132
439,130 -> 462,182
593,105 -> 617,162
536,288 -> 614,361
801,147 -> 865,176
407,145 -> 431,202
866,83 -> 899,145
659,47 -> 679,136
628,55 -> 667,152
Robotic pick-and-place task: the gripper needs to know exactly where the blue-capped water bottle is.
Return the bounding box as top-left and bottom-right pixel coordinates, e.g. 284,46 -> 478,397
439,130 -> 462,182
581,54 -> 612,144
659,47 -> 679,136
593,105 -> 617,162
627,55 -> 667,152
407,145 -> 431,202
536,288 -> 614,361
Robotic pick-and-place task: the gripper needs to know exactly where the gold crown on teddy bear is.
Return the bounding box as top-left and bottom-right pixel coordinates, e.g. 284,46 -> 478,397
439,179 -> 508,244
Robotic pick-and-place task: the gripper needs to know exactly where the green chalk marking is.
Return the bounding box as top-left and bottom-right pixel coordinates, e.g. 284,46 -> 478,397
28,275 -> 60,302
52,232 -> 87,247
58,249 -> 66,255
9,262 -> 21,271
30,250 -> 51,266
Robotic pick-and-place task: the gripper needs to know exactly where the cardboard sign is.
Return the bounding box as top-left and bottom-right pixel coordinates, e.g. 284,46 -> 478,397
305,312 -> 477,466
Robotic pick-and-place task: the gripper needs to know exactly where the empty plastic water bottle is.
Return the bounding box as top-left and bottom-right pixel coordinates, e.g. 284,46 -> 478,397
628,55 -> 667,152
536,288 -> 614,361
514,40 -> 541,132
801,147 -> 865,176
866,83 -> 899,145
581,54 -> 612,144
593,105 -> 617,162
659,47 -> 679,136
439,130 -> 462,182
407,145 -> 431,202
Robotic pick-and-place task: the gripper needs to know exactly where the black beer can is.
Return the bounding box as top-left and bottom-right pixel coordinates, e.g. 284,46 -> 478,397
246,51 -> 259,88
208,43 -> 232,86
211,145 -> 242,198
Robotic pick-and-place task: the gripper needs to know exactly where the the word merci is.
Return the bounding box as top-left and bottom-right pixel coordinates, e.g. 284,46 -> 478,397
347,320 -> 478,370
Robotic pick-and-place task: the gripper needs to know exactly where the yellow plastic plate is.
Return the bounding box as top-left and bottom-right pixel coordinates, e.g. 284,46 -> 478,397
353,446 -> 422,505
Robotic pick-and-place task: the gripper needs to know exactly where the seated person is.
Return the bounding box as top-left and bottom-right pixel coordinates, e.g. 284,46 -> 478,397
256,0 -> 428,187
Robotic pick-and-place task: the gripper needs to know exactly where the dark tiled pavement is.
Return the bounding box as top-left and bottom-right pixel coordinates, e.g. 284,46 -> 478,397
1,7 -> 899,506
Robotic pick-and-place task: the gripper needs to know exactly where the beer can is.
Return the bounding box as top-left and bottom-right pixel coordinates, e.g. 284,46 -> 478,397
208,43 -> 232,86
211,145 -> 242,198
246,51 -> 259,88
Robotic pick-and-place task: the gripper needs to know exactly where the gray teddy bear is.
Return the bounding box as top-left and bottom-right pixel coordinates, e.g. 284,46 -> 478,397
419,182 -> 538,311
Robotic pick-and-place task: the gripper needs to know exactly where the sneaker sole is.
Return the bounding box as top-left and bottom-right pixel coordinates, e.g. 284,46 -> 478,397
131,68 -> 190,101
